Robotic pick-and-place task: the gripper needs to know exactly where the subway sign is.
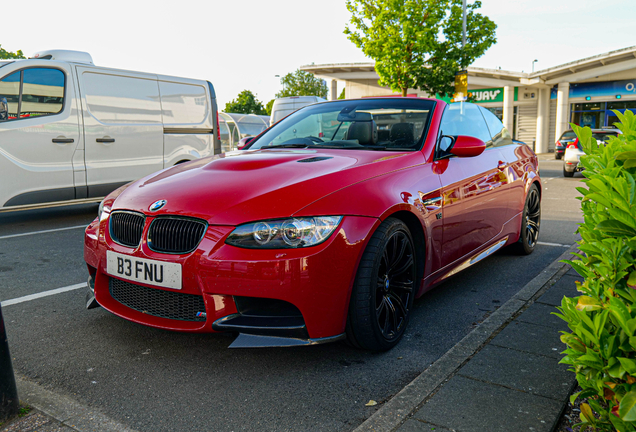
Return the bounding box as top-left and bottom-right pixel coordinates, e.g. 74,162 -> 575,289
469,88 -> 504,103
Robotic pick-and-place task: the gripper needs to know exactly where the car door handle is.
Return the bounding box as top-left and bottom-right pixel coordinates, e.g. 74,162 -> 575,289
497,161 -> 508,170
52,137 -> 74,144
96,137 -> 115,143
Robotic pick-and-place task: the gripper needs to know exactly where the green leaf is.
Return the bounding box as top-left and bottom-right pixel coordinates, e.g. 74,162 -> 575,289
618,357 -> 636,375
608,362 -> 626,379
616,151 -> 636,161
576,296 -> 602,311
580,402 -> 595,424
597,220 -> 636,237
620,390 -> 636,421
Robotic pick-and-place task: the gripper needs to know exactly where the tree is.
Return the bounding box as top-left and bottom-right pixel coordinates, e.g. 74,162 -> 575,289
275,70 -> 328,99
344,0 -> 496,97
265,99 -> 275,116
0,45 -> 25,60
338,88 -> 346,99
225,90 -> 267,115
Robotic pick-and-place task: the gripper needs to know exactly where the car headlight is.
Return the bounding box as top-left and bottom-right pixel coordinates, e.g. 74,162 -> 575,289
98,199 -> 111,221
226,216 -> 343,249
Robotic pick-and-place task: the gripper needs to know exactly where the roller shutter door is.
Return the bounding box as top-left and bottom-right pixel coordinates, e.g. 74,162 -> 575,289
517,104 -> 538,149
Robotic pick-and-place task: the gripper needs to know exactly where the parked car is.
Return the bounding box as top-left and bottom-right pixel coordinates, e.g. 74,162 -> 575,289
270,96 -> 326,126
554,130 -> 578,159
0,49 -> 220,211
84,98 -> 541,351
563,128 -> 620,177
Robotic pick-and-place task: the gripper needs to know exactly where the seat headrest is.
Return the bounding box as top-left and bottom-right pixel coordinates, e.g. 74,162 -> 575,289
390,123 -> 414,144
346,121 -> 377,145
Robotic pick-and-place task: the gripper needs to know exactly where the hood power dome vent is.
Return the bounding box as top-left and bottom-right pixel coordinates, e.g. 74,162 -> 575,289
298,157 -> 333,163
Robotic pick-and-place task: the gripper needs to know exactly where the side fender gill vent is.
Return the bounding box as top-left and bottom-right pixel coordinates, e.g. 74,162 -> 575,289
297,157 -> 333,163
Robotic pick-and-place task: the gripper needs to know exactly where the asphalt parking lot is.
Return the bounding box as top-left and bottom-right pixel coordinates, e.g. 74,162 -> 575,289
0,155 -> 583,432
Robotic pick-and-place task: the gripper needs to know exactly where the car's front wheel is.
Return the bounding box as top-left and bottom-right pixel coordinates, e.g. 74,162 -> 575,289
346,218 -> 416,351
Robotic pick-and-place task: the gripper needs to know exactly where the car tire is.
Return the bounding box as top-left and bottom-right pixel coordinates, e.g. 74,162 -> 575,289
512,184 -> 541,255
555,153 -> 562,160
563,167 -> 574,177
346,218 -> 416,351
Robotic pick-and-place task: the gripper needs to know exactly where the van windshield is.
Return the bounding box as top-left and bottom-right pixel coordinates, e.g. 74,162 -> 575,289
248,99 -> 435,152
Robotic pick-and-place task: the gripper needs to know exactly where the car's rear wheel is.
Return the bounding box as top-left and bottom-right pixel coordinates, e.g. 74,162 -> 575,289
346,218 -> 416,351
555,153 -> 562,160
563,166 -> 574,177
513,184 -> 541,255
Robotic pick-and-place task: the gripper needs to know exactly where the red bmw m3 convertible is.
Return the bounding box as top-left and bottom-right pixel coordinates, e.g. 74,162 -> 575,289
84,98 -> 541,351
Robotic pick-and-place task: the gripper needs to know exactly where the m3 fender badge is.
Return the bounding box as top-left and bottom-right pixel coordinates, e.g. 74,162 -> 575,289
149,200 -> 167,212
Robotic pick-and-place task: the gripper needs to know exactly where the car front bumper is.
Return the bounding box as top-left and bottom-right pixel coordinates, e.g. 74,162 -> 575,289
84,214 -> 379,341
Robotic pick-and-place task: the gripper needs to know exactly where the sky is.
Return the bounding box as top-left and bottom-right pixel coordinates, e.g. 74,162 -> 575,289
2,0 -> 635,109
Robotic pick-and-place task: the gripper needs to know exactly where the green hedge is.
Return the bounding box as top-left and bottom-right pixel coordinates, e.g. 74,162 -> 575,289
557,110 -> 636,431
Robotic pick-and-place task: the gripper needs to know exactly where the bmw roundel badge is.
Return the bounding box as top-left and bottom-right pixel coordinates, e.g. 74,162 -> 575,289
149,200 -> 167,212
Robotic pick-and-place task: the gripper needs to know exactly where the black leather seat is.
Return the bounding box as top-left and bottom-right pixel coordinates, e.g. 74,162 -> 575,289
346,121 -> 377,145
390,123 -> 415,146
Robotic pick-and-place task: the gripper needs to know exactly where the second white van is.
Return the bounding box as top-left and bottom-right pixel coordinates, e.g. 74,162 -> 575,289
269,96 -> 325,126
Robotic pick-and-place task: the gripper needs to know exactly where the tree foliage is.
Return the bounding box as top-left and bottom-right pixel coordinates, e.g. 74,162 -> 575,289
344,0 -> 496,97
225,90 -> 267,115
265,99 -> 275,116
275,69 -> 328,99
0,45 -> 25,59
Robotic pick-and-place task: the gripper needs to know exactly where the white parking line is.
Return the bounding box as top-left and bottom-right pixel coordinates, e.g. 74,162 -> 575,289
0,225 -> 87,240
537,241 -> 571,248
1,282 -> 87,307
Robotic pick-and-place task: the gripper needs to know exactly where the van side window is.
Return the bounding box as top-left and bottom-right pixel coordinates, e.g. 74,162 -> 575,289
479,106 -> 513,147
0,68 -> 65,121
0,72 -> 21,120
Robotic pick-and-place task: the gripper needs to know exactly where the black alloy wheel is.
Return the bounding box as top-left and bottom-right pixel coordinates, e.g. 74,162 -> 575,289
514,184 -> 541,255
347,218 -> 416,351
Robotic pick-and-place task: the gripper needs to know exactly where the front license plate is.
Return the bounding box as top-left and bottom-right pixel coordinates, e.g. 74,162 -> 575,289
106,251 -> 182,290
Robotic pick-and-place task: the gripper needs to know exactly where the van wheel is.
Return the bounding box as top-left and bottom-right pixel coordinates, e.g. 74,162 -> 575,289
346,218 -> 416,351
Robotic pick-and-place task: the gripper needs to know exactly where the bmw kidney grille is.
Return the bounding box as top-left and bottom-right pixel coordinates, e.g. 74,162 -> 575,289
148,218 -> 207,254
110,211 -> 145,247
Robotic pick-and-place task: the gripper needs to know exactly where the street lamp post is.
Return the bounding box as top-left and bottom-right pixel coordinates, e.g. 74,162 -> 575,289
0,304 -> 19,421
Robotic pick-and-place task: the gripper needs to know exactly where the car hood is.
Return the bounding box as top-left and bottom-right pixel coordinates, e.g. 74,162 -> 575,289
112,149 -> 423,225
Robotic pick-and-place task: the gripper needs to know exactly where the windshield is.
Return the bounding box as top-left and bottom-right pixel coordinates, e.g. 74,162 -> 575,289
248,98 -> 435,151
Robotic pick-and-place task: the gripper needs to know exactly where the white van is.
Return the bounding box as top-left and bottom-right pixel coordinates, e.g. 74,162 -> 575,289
269,96 -> 325,126
0,50 -> 221,211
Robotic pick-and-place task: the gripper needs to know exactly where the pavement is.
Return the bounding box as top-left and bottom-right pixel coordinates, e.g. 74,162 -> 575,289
2,244 -> 581,432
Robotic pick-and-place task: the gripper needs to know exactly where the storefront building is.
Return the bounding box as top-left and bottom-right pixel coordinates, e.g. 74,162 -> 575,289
301,46 -> 636,153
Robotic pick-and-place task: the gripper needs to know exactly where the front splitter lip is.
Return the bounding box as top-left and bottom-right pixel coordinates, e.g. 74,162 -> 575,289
228,333 -> 346,348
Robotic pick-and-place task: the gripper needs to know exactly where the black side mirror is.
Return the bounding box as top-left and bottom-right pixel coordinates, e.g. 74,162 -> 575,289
0,97 -> 8,122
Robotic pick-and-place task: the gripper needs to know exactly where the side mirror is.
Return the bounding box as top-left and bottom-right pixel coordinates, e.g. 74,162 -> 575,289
237,136 -> 254,150
449,135 -> 486,157
0,97 -> 8,122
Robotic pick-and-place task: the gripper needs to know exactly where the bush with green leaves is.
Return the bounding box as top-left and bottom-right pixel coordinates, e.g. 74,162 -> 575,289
556,110 -> 636,431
